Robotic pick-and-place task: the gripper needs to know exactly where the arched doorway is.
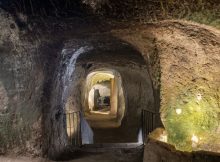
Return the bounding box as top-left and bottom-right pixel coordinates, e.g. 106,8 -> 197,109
84,69 -> 125,129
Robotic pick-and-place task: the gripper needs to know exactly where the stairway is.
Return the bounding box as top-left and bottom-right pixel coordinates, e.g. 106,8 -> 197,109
70,143 -> 144,162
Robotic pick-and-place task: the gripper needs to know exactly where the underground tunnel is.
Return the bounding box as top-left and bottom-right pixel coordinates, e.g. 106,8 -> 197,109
83,69 -> 125,129
0,1 -> 220,162
45,37 -> 156,157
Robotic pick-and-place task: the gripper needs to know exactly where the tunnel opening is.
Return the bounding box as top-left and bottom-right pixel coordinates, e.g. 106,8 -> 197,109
1,7 -> 220,160
65,68 -> 127,146
45,37 -> 157,160
84,70 -> 125,129
63,41 -> 156,150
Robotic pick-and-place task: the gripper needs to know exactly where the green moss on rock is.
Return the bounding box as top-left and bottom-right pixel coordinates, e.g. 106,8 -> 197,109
164,83 -> 220,152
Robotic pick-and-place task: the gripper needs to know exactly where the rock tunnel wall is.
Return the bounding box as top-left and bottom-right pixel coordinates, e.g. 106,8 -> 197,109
44,37 -> 155,158
0,8 -> 220,158
76,40 -> 154,143
144,138 -> 220,162
113,21 -> 220,152
0,10 -> 45,155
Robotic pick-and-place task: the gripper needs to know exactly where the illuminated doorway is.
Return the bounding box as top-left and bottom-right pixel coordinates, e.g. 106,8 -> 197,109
84,69 -> 125,129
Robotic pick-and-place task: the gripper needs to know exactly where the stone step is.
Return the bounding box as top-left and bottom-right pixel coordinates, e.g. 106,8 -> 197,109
80,143 -> 144,153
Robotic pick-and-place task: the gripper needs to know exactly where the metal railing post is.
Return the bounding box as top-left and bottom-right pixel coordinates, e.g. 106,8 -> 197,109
142,109 -> 158,143
65,111 -> 82,147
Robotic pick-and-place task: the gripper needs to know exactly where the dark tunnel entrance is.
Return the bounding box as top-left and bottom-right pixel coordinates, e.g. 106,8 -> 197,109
46,37 -> 158,159
63,39 -> 156,147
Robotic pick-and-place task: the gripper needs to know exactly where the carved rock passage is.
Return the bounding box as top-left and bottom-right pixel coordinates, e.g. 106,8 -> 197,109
0,7 -> 220,159
44,37 -> 154,159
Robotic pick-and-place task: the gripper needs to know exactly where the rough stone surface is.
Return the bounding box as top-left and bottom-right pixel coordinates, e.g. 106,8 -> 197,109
112,21 -> 220,152
0,81 -> 8,112
144,139 -> 220,162
44,37 -> 154,159
0,7 -> 220,160
0,9 -> 44,156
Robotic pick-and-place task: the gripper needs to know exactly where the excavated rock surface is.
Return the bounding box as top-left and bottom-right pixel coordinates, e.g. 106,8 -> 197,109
0,7 -> 220,160
112,21 -> 220,152
144,138 -> 220,162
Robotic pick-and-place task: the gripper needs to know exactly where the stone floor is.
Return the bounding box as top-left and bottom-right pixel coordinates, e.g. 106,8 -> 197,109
0,146 -> 144,162
85,112 -> 118,128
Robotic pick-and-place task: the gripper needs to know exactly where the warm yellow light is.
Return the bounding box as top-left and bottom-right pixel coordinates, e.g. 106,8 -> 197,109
159,131 -> 168,142
175,108 -> 182,115
191,134 -> 199,143
196,93 -> 202,101
90,110 -> 110,115
191,134 -> 199,148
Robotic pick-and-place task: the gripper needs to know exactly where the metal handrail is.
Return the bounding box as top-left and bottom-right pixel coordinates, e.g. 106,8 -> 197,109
142,109 -> 158,144
65,111 -> 82,146
65,109 -> 158,146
